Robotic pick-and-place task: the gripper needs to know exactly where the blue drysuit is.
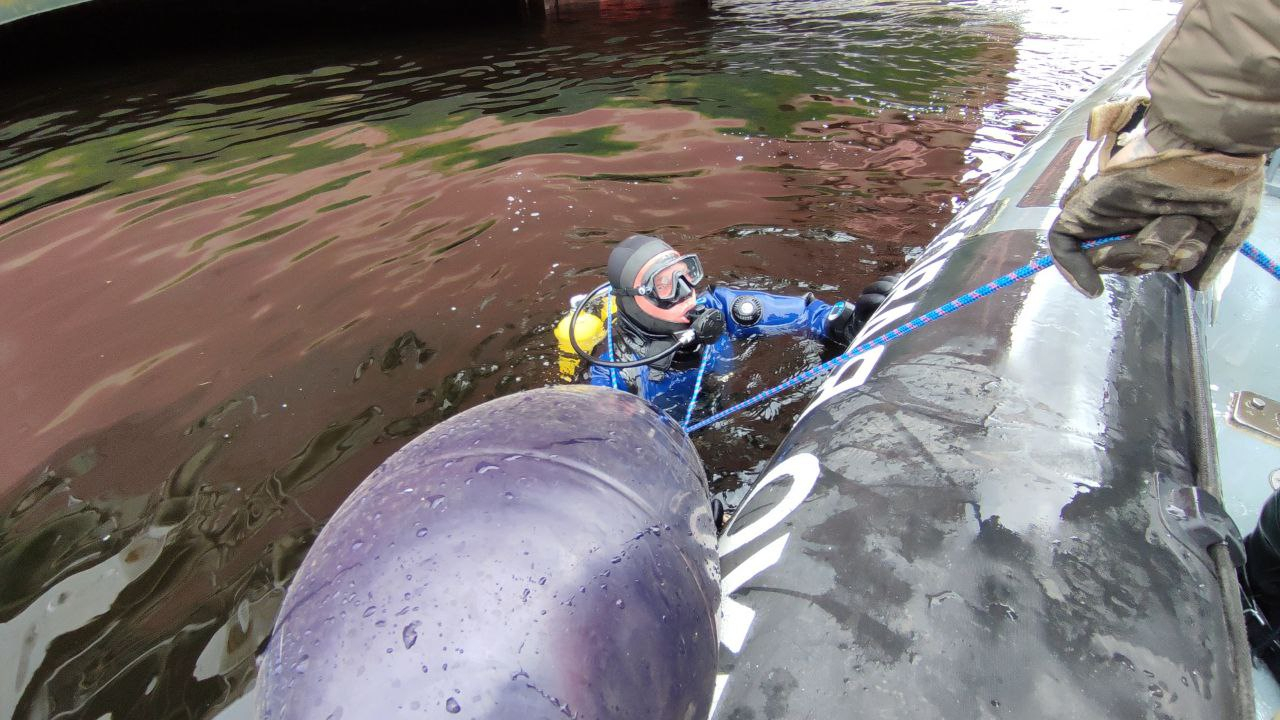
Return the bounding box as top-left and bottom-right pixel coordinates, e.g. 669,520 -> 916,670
588,287 -> 838,420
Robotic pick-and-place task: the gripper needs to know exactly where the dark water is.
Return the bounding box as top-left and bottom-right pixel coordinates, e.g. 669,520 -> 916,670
0,1 -> 1174,717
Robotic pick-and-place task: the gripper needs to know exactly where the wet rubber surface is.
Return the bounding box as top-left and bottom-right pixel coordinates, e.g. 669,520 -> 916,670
259,386 -> 721,720
0,1 -> 1174,717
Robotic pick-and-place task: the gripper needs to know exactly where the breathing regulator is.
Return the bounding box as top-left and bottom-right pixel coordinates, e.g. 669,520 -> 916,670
565,283 -> 724,370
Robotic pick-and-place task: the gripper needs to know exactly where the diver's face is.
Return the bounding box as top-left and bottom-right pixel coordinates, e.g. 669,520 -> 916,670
632,250 -> 698,325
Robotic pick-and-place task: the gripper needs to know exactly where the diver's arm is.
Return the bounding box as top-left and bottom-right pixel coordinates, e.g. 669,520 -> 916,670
704,287 -> 847,342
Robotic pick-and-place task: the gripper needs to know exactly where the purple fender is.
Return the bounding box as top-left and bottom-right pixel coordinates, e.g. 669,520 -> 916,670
258,386 -> 719,719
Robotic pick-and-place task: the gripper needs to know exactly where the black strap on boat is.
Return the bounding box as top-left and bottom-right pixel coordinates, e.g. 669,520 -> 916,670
1163,485 -> 1246,567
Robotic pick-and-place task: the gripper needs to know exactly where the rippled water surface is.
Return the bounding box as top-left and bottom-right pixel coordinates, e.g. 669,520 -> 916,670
0,0 -> 1175,716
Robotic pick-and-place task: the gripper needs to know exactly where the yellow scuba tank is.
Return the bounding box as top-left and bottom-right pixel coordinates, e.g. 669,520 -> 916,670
554,294 -> 616,382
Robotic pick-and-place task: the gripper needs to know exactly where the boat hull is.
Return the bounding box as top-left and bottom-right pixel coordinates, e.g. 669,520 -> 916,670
711,31 -> 1245,720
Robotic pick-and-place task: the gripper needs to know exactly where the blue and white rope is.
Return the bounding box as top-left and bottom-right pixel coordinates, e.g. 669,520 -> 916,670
683,236 -> 1120,433
604,291 -> 620,389
682,343 -> 715,431
1242,241 -> 1280,281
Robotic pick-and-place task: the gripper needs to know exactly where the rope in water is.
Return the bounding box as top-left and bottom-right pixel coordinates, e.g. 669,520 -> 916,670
682,342 -> 715,431
682,242 -> 1086,433
683,235 -> 1278,434
605,291 -> 620,390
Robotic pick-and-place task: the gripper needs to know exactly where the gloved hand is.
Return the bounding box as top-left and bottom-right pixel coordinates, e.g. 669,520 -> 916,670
823,274 -> 902,345
853,275 -> 898,326
1049,97 -> 1266,298
823,301 -> 860,345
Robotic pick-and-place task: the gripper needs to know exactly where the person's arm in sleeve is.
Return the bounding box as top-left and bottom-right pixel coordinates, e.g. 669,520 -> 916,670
1146,0 -> 1280,156
702,287 -> 858,344
1048,0 -> 1277,298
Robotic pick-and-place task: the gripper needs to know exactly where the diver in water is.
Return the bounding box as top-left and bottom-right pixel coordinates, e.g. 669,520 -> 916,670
564,234 -> 895,420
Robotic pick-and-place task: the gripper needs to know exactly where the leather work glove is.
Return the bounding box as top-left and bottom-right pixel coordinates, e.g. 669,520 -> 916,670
1049,97 -> 1266,298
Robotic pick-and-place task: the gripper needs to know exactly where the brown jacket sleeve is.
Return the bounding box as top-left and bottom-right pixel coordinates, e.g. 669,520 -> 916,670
1145,0 -> 1280,155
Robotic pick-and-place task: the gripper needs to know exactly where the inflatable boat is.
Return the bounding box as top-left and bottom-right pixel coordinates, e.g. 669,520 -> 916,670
257,30 -> 1280,720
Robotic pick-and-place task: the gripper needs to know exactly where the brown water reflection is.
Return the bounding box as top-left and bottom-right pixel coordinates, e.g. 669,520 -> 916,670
0,0 -> 1173,716
3,104 -> 981,480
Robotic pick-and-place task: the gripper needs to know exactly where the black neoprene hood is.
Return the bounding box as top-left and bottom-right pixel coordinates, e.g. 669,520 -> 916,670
607,234 -> 673,292
606,234 -> 691,335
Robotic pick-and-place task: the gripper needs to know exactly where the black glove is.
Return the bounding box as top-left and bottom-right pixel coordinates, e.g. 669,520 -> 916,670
825,274 -> 903,346
824,301 -> 860,345
853,274 -> 899,326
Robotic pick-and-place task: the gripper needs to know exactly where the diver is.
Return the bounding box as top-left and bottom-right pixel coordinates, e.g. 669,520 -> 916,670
558,234 -> 896,421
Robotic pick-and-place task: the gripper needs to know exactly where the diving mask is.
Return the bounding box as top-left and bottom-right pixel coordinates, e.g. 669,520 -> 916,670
616,252 -> 704,302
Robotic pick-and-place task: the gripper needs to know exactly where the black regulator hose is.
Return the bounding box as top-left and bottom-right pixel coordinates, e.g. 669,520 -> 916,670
568,283 -> 692,370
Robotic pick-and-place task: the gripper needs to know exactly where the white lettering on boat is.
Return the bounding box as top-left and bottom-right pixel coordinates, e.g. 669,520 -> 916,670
710,452 -> 819,718
710,199 -> 991,719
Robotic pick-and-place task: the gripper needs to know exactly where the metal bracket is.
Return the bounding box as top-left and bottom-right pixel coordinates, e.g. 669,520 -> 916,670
1228,391 -> 1280,446
1267,150 -> 1279,198
1164,486 -> 1246,567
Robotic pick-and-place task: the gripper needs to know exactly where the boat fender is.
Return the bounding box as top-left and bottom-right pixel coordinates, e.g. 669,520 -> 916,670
257,386 -> 720,720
